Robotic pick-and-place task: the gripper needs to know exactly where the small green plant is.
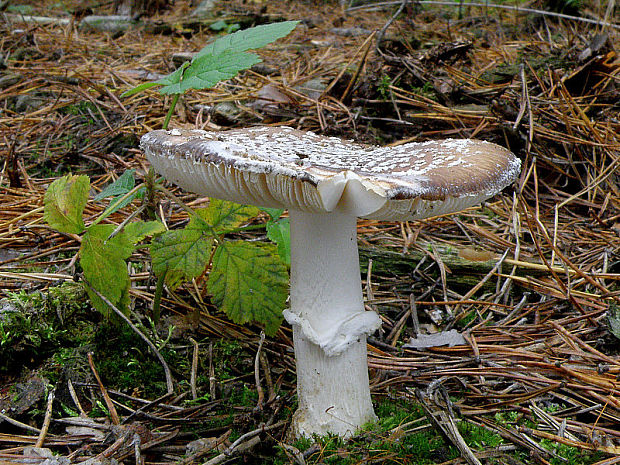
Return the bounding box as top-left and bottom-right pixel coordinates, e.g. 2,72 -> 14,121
43,169 -> 290,335
183,393 -> 212,406
43,22 -> 300,334
122,21 -> 298,129
607,303 -> 620,340
459,421 -> 504,449
90,400 -> 110,418
378,74 -> 392,100
61,100 -> 98,118
540,438 -> 604,465
91,323 -> 182,396
44,172 -> 164,320
212,339 -> 248,380
150,197 -> 289,334
494,410 -> 520,425
6,4 -> 34,14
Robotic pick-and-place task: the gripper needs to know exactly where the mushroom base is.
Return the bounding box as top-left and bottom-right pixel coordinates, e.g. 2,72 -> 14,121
291,327 -> 377,438
288,210 -> 378,438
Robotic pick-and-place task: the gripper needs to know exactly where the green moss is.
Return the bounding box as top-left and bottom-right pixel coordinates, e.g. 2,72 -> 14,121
212,339 -> 250,380
6,4 -> 34,14
540,439 -> 605,465
271,397 -> 452,464
378,74 -> 393,100
455,309 -> 477,329
91,324 -> 182,397
60,100 -> 98,117
0,282 -> 93,374
227,383 -> 258,407
459,421 -> 504,449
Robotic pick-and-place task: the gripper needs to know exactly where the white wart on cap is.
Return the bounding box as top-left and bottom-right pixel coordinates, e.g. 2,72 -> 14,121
140,126 -> 521,220
141,126 -> 521,439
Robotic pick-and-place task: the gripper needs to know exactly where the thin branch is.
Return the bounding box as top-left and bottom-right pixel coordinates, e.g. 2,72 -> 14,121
35,389 -> 55,447
254,331 -> 266,410
190,337 -> 199,400
375,0 -> 409,56
82,275 -> 175,395
88,352 -> 121,425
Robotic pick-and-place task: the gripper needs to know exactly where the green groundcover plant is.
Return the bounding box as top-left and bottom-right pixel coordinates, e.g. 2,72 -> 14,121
44,170 -> 290,335
44,21 -> 298,334
122,20 -> 299,129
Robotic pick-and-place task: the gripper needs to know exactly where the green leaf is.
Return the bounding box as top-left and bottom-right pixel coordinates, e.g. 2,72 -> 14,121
193,199 -> 260,234
261,207 -> 284,221
208,241 -> 288,335
94,170 -> 143,218
195,21 -> 299,59
80,224 -> 134,317
151,227 -> 214,290
100,186 -> 145,220
124,220 -> 166,244
120,22 -> 298,98
121,81 -> 161,98
149,62 -> 190,95
122,63 -> 189,97
160,51 -> 261,95
94,170 -> 136,200
225,23 -> 241,33
43,174 -> 90,234
209,20 -> 228,31
266,218 -> 290,266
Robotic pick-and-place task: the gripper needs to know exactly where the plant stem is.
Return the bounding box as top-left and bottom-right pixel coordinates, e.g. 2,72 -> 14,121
163,94 -> 180,130
152,271 -> 166,325
142,167 -> 159,221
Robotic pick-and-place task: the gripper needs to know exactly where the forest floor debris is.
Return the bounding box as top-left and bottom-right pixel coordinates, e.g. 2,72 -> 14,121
1,0 -> 619,463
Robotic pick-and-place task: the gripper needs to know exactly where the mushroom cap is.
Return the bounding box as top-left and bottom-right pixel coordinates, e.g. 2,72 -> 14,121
141,126 -> 521,220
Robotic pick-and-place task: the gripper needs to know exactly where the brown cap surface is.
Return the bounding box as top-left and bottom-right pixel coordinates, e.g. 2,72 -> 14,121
141,126 -> 521,220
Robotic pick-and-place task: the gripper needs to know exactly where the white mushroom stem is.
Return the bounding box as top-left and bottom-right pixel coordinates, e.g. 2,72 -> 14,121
283,209 -> 381,438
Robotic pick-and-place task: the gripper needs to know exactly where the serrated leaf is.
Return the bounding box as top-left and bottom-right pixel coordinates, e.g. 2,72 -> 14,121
121,22 -> 297,98
124,221 -> 166,244
195,21 -> 299,59
150,62 -> 190,95
208,241 -> 288,335
122,62 -> 189,97
80,224 -> 134,317
86,279 -> 131,323
43,174 -> 89,234
151,228 -> 214,290
94,170 -> 136,200
160,51 -> 261,95
261,207 -> 284,221
266,218 -> 290,266
192,199 -> 260,234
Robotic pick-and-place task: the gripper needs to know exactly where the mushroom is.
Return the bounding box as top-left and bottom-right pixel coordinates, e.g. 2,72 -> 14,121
140,126 -> 521,438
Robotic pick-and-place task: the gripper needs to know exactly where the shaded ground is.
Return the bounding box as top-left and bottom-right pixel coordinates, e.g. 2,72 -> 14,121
0,0 -> 619,464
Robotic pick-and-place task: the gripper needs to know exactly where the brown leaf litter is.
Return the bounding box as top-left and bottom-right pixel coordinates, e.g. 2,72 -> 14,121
0,0 -> 619,463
